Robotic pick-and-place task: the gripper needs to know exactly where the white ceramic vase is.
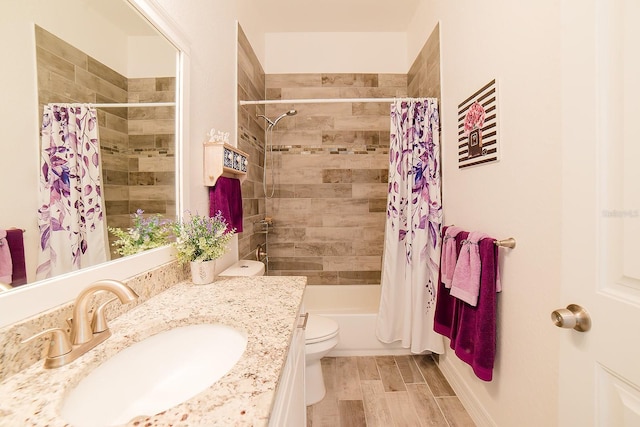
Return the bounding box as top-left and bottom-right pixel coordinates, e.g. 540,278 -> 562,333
189,259 -> 216,285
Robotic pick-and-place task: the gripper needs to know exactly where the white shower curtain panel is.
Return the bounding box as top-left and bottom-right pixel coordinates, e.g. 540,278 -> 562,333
376,98 -> 444,354
36,104 -> 107,280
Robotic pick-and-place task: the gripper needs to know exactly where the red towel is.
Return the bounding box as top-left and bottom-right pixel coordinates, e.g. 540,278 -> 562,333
6,229 -> 27,286
209,177 -> 243,232
434,227 -> 500,381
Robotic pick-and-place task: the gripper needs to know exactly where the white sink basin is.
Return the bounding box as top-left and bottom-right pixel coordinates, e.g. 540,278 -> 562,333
60,324 -> 247,427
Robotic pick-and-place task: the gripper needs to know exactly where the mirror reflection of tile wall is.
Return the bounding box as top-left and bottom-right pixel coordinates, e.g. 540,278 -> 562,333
35,26 -> 175,258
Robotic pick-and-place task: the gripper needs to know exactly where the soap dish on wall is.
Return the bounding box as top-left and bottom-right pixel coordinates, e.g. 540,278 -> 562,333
203,142 -> 249,186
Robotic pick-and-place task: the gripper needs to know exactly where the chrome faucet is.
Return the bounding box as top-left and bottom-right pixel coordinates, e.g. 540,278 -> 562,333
23,279 -> 138,368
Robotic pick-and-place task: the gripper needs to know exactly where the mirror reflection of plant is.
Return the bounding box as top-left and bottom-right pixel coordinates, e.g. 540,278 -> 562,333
172,211 -> 235,264
109,209 -> 171,256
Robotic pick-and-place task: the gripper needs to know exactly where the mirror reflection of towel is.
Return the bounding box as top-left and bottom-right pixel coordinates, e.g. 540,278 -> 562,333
0,230 -> 11,284
209,177 -> 243,232
6,229 -> 27,286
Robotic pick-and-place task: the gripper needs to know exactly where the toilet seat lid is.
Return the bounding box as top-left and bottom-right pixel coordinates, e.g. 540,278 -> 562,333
305,314 -> 339,344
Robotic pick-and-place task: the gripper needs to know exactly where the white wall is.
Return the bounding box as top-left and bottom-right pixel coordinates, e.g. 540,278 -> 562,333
264,32 -> 407,74
408,1 -> 562,426
128,36 -> 177,77
152,0 -> 239,272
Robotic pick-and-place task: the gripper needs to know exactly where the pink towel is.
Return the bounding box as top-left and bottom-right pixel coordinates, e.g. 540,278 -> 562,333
209,177 -> 243,232
450,231 -> 489,306
441,226 -> 464,288
434,229 -> 501,381
0,230 -> 12,284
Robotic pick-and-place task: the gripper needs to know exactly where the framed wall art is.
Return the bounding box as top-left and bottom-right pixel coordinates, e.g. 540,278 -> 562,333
457,79 -> 499,169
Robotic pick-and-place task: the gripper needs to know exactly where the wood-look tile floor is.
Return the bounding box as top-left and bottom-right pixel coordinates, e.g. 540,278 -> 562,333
307,355 -> 476,427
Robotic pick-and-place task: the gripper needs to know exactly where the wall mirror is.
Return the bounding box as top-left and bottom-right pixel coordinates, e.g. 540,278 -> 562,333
0,0 -> 187,325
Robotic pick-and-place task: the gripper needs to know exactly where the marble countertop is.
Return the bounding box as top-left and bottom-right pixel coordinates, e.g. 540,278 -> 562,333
0,275 -> 307,426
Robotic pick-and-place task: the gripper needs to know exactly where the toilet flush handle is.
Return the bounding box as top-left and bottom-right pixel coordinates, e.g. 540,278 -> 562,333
298,313 -> 309,330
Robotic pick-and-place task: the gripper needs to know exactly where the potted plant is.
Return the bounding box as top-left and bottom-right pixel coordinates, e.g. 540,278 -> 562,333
172,211 -> 236,284
109,209 -> 171,257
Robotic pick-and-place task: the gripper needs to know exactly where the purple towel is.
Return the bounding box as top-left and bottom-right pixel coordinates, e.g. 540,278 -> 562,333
434,227 -> 500,382
6,229 -> 27,286
209,177 -> 243,232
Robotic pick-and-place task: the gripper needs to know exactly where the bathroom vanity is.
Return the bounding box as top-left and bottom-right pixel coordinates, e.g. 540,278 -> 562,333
0,275 -> 307,426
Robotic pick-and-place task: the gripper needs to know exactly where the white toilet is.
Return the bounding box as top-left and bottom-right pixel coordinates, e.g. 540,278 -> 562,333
304,314 -> 339,406
218,260 -> 340,406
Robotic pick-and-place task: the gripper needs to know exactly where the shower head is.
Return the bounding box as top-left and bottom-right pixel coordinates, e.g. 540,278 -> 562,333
258,109 -> 297,128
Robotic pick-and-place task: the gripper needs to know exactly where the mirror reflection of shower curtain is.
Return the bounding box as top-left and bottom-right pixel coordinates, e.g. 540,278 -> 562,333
376,98 -> 444,354
36,104 -> 108,280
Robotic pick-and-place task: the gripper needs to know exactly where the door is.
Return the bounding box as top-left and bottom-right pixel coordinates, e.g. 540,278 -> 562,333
559,0 -> 640,425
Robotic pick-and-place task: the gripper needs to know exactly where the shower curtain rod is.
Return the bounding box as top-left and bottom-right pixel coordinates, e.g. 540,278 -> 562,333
56,102 -> 176,108
239,97 -> 421,106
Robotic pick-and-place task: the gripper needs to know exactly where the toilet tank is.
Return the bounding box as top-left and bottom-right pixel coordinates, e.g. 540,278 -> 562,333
218,260 -> 265,277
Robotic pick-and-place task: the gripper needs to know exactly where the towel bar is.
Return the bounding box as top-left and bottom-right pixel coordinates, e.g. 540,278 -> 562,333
494,238 -> 516,249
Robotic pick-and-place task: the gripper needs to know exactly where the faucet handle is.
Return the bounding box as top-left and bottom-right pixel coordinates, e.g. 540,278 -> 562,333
22,328 -> 72,359
91,297 -> 118,333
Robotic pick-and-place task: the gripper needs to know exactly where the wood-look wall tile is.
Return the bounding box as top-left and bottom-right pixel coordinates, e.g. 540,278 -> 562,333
295,242 -> 353,257
36,47 -> 75,81
268,257 -> 323,271
321,212 -> 385,228
35,26 -> 87,69
406,384 -> 449,427
352,169 -> 384,183
322,255 -> 382,271
375,356 -> 406,392
352,183 -> 387,199
352,102 -> 391,116
75,67 -> 127,102
294,184 -> 352,198
266,73 -> 323,88
378,74 -> 407,88
322,131 -> 380,146
368,198 -> 388,213
88,57 -> 127,91
339,400 -> 367,427
322,169 -> 353,184
310,198 -> 370,214
436,397 -> 476,427
352,240 -> 384,257
334,116 -> 390,132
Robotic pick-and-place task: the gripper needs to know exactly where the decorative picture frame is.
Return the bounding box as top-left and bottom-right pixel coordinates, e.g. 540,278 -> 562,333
457,79 -> 499,169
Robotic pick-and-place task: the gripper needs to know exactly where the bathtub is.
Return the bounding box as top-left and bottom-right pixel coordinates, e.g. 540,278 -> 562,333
303,285 -> 411,356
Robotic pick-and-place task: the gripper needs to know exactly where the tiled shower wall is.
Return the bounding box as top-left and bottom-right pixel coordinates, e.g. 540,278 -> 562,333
236,25 -> 267,261
264,74 -> 407,285
236,27 -> 440,284
35,26 -> 175,256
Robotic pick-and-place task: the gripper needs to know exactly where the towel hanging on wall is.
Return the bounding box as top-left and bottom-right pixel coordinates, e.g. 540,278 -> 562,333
209,176 -> 243,232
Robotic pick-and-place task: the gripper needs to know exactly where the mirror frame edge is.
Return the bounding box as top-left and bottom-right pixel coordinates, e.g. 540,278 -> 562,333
0,0 -> 191,329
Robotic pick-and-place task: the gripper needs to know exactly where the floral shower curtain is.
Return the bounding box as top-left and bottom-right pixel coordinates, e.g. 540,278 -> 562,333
376,98 -> 444,354
36,104 -> 107,280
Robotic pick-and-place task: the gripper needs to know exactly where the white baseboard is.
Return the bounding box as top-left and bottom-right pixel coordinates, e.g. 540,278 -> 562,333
437,356 -> 497,427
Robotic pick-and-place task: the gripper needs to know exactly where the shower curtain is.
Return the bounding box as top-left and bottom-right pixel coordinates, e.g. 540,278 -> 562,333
36,104 -> 107,280
376,98 -> 444,354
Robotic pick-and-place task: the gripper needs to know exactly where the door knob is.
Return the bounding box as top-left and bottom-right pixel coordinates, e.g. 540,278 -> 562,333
551,304 -> 591,332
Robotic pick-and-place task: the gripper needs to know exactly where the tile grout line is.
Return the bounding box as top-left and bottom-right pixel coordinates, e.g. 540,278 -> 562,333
411,354 -> 452,427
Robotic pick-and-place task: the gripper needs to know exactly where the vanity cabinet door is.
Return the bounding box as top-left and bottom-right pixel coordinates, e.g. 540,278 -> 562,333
269,311 -> 307,427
